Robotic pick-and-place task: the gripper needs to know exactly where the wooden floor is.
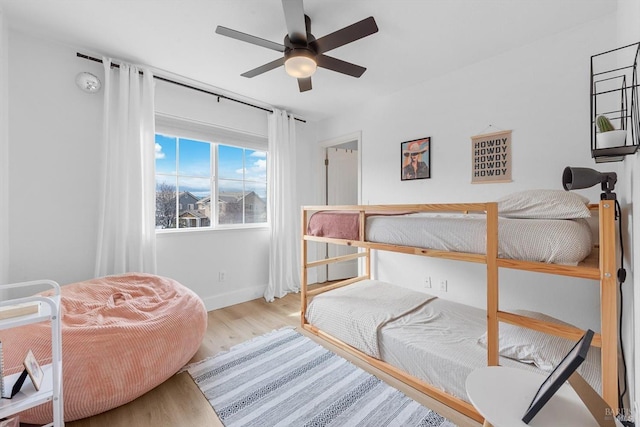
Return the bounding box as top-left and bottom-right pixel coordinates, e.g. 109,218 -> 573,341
65,288 -> 481,427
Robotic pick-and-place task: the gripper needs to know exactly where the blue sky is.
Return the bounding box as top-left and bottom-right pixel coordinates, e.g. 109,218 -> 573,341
155,134 -> 267,199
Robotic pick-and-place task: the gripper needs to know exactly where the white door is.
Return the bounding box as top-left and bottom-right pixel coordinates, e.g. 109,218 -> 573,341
326,145 -> 358,281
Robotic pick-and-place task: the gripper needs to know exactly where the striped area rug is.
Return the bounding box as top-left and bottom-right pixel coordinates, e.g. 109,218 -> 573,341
183,328 -> 457,427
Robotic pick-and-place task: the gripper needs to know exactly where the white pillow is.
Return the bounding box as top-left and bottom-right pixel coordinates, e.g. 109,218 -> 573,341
497,189 -> 590,219
478,310 -> 602,392
477,310 -> 576,371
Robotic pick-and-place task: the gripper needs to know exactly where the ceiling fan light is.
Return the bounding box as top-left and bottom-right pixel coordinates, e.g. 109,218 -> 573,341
285,55 -> 317,78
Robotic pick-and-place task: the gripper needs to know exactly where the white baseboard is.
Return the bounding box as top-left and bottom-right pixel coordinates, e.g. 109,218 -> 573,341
202,284 -> 266,311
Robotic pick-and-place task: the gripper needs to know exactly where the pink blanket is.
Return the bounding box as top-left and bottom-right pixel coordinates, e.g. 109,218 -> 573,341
0,273 -> 207,423
307,210 -> 413,240
307,211 -> 362,240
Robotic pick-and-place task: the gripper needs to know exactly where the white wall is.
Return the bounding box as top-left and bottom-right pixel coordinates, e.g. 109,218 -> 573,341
617,0 -> 640,418
8,32 -> 103,286
6,30 -> 319,309
0,8 -> 8,287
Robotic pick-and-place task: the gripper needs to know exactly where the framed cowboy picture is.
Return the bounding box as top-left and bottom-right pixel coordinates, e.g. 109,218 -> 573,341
401,137 -> 431,180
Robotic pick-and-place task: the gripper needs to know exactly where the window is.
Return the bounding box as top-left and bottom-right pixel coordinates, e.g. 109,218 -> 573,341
154,127 -> 267,230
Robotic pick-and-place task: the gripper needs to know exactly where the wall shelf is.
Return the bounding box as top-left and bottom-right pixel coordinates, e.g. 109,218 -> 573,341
590,41 -> 639,163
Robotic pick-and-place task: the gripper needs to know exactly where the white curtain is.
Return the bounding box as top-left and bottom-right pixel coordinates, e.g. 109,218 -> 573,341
264,109 -> 300,301
95,58 -> 157,277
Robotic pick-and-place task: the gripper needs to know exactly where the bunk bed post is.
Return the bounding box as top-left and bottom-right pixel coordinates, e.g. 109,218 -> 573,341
598,200 -> 618,412
301,207 -> 308,327
486,202 -> 499,366
360,209 -> 371,280
364,247 -> 371,279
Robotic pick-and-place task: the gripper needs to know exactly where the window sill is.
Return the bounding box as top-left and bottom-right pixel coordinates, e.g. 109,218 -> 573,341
155,223 -> 269,236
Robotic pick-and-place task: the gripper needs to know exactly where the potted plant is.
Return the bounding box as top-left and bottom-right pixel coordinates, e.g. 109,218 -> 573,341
596,115 -> 627,149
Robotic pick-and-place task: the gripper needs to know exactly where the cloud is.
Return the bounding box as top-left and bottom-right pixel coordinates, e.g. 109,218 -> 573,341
155,143 -> 165,159
250,151 -> 266,158
253,159 -> 266,171
232,158 -> 267,182
178,176 -> 211,199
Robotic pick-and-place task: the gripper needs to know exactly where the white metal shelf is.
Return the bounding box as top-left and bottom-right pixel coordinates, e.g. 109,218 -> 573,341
0,280 -> 63,426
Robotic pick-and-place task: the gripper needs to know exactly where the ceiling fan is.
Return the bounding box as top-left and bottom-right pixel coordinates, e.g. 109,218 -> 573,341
215,0 -> 379,92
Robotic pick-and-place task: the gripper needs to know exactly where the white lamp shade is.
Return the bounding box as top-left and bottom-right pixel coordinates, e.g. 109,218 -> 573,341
284,56 -> 317,78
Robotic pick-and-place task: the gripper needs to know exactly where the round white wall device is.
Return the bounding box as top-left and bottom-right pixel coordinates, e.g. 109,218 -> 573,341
75,72 -> 102,93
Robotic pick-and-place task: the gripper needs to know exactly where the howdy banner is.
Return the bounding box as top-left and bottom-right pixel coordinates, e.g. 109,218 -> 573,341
471,130 -> 512,183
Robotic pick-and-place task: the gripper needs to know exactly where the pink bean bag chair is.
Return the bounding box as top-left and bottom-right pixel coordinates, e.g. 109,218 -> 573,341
0,273 -> 207,424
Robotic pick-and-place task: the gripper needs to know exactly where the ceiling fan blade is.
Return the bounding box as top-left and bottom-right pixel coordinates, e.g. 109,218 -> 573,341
241,57 -> 286,78
316,55 -> 366,78
281,0 -> 307,44
216,26 -> 285,52
310,16 -> 378,54
298,77 -> 312,92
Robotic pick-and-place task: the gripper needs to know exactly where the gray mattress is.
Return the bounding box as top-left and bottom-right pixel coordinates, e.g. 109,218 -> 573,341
306,280 -> 601,403
366,213 -> 593,265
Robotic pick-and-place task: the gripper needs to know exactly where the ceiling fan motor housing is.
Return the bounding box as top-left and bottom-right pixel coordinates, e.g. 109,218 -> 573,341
284,45 -> 316,61
283,19 -> 318,79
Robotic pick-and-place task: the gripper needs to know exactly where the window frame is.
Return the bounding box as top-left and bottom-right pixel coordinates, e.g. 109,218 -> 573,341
155,113 -> 269,233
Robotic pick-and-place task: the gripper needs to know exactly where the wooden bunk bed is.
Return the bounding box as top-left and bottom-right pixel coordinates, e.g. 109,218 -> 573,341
300,199 -> 618,423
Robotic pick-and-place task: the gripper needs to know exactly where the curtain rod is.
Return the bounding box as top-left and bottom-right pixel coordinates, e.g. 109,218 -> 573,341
76,52 -> 306,123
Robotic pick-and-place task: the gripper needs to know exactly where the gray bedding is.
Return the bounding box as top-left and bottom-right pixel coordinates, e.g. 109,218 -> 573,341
306,279 -> 602,402
366,213 -> 593,265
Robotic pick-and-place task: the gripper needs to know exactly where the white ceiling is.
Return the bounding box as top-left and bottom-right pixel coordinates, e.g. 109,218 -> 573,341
0,0 -> 611,121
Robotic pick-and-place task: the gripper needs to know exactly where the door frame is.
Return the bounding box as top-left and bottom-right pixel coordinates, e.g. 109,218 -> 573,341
319,131 -> 362,205
317,131 -> 362,283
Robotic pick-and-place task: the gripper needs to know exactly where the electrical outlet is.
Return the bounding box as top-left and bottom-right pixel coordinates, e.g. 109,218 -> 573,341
438,279 -> 448,292
424,276 -> 432,288
218,271 -> 226,282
